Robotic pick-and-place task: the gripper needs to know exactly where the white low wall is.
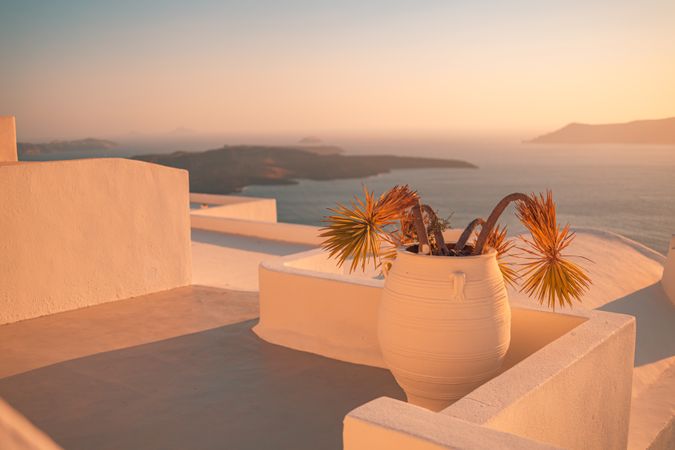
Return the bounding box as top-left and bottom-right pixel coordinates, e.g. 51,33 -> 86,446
255,248 -> 588,370
0,116 -> 17,162
661,235 -> 675,304
444,309 -> 635,449
344,397 -> 559,450
344,309 -> 635,450
191,214 -> 322,246
190,193 -> 277,223
0,159 -> 192,324
256,249 -> 384,367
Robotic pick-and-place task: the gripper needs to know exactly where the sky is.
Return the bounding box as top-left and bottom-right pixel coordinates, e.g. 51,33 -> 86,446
1,0 -> 674,141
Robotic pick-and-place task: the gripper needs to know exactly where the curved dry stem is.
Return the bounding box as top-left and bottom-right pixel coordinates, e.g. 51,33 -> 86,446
455,218 -> 485,255
411,202 -> 430,254
472,193 -> 533,255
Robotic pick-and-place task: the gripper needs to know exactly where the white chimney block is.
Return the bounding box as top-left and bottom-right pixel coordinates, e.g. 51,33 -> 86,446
0,116 -> 17,162
662,234 -> 675,304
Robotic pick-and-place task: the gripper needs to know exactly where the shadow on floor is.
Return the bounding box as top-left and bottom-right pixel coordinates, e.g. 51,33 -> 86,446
0,320 -> 404,450
191,229 -> 315,255
598,282 -> 675,367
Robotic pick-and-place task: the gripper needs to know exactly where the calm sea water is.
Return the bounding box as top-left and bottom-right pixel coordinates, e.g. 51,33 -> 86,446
23,139 -> 674,253
241,142 -> 675,254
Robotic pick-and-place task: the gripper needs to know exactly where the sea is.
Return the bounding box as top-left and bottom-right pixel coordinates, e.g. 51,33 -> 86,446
23,137 -> 675,254
239,140 -> 675,255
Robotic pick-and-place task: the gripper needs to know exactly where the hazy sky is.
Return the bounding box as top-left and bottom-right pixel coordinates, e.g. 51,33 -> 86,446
1,0 -> 674,140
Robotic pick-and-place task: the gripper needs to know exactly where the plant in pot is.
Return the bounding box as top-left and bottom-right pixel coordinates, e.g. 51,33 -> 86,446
320,186 -> 591,411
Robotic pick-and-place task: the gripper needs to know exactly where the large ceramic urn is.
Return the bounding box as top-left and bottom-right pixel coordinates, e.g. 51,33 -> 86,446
378,246 -> 511,411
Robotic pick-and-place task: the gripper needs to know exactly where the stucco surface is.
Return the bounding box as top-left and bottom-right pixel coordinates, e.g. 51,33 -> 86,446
0,286 -> 404,450
344,397 -> 561,450
192,214 -> 322,245
191,229 -> 315,291
0,159 -> 192,324
256,259 -> 385,367
190,192 -> 277,222
0,116 -> 17,162
444,309 -> 636,450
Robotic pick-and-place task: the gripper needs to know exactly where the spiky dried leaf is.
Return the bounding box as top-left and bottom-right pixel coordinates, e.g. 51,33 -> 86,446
319,185 -> 418,273
515,191 -> 591,309
486,224 -> 518,287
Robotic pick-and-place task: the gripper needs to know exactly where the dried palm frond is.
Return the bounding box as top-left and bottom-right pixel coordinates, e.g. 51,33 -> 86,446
515,191 -> 591,309
320,185 -> 418,273
486,224 -> 518,287
398,208 -> 417,245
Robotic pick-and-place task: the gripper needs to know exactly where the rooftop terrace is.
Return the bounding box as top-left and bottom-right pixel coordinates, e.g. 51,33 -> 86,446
0,117 -> 673,449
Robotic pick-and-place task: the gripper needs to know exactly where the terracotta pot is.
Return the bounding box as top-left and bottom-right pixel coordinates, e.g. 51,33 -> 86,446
378,246 -> 511,411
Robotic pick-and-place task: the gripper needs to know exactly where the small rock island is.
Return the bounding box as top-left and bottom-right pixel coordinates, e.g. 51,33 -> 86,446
133,145 -> 477,194
18,138 -> 118,156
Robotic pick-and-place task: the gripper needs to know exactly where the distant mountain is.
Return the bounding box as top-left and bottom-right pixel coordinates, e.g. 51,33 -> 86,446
18,138 -> 118,156
133,145 -> 476,194
528,117 -> 675,145
298,136 -> 323,145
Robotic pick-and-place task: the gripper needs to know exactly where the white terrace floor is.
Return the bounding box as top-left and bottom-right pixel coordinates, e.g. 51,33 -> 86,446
0,228 -> 673,449
0,232 -> 402,450
191,229 -> 315,291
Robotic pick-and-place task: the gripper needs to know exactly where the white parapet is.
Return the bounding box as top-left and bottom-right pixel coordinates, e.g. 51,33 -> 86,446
662,234 -> 675,304
344,397 -> 561,450
0,116 -> 18,162
341,308 -> 635,450
0,158 -> 192,324
192,214 -> 322,246
190,192 -> 278,223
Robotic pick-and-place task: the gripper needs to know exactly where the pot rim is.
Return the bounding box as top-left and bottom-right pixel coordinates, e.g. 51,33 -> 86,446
397,244 -> 498,260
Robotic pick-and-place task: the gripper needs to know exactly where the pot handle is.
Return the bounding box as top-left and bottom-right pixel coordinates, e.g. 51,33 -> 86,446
450,271 -> 466,301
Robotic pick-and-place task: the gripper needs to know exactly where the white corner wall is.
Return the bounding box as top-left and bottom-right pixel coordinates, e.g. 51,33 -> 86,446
190,193 -> 277,222
662,235 -> 675,304
0,158 -> 192,324
255,252 -> 385,368
343,309 -> 634,450
344,397 -> 560,450
0,116 -> 18,162
192,215 -> 322,246
443,310 -> 636,450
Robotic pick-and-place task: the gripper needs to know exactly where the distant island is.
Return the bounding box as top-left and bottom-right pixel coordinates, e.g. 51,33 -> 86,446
528,117 -> 675,145
18,138 -> 118,156
297,136 -> 324,145
133,145 -> 476,194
